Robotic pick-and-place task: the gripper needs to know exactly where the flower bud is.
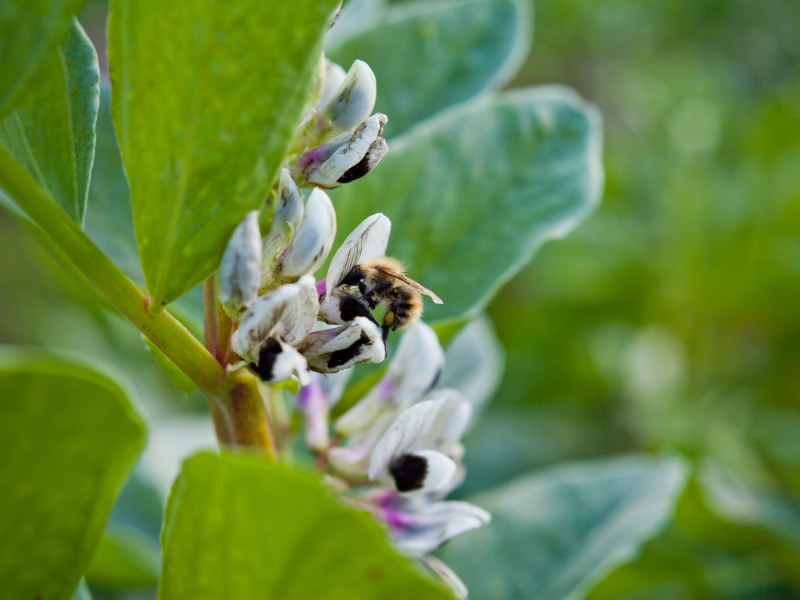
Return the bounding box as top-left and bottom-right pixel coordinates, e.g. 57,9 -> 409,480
279,188 -> 336,278
262,169 -> 304,271
218,211 -> 262,318
315,59 -> 347,113
318,60 -> 376,139
293,114 -> 388,189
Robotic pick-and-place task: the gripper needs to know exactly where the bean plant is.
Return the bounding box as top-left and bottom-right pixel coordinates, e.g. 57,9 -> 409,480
0,0 -> 687,598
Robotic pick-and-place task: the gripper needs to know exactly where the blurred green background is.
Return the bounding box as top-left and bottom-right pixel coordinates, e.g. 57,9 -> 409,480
2,0 -> 800,598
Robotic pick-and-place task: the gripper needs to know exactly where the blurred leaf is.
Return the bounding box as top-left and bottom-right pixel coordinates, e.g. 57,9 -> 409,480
329,0 -> 531,136
440,455 -> 689,600
107,0 -> 339,307
0,0 -> 85,116
70,579 -> 93,600
159,451 -> 453,599
333,87 -> 603,324
0,19 -> 99,223
143,336 -> 196,396
700,462 -> 800,549
86,522 -> 160,590
0,349 -> 145,600
437,316 -> 504,421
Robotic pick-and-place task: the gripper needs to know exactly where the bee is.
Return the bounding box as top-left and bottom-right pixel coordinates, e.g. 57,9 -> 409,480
339,257 -> 443,339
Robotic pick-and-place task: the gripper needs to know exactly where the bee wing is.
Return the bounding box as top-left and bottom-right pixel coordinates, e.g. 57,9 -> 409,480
377,267 -> 443,304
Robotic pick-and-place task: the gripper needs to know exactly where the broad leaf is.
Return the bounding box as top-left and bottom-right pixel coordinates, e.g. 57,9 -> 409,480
333,87 -> 603,324
159,452 -> 452,599
0,350 -> 146,600
0,0 -> 85,116
440,456 -> 688,600
70,580 -> 93,600
108,0 -> 339,307
86,523 -> 160,590
0,19 -> 99,223
329,0 -> 531,136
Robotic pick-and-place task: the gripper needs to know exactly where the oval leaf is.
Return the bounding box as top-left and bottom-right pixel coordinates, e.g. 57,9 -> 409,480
329,0 -> 531,136
0,350 -> 146,600
0,0 -> 85,116
333,87 -> 603,324
108,0 -> 339,307
440,456 -> 688,600
0,19 -> 99,223
159,452 -> 452,600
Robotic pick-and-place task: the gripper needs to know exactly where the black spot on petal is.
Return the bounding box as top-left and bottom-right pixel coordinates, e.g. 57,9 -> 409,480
389,454 -> 428,492
328,333 -> 370,368
255,338 -> 282,382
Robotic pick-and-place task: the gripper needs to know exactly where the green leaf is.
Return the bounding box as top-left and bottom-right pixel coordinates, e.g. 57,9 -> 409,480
159,452 -> 453,600
86,522 -> 161,590
333,87 -> 603,324
329,0 -> 531,136
85,84 -> 140,279
0,19 -> 99,223
0,349 -> 146,600
0,0 -> 85,116
108,0 -> 339,308
440,456 -> 689,600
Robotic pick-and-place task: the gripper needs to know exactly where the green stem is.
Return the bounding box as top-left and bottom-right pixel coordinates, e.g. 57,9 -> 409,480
0,144 -> 227,398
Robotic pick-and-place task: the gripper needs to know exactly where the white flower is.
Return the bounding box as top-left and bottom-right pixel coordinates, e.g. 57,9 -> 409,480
368,395 -> 471,494
317,59 -> 377,140
293,114 -> 389,189
261,168 -> 305,272
297,317 -> 385,374
231,276 -> 319,385
218,211 -> 262,318
278,187 -> 336,279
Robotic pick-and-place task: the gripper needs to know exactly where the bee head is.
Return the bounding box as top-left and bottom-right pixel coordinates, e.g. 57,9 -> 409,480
341,264 -> 363,286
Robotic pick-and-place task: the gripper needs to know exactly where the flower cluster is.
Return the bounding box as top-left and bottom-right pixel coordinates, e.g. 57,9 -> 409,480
218,56 -> 392,386
298,322 -> 490,599
217,54 -> 488,597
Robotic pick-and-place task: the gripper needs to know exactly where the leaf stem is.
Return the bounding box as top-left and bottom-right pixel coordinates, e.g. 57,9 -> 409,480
0,144 -> 227,398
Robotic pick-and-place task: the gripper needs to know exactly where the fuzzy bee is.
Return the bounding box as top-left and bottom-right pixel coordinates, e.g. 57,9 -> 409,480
338,257 -> 442,339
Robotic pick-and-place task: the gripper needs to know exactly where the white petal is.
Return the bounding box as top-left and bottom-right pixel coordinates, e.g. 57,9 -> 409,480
383,321 -> 444,406
280,188 -> 336,278
218,211 -> 262,317
232,277 -> 319,361
260,339 -> 311,386
325,213 -> 391,297
298,317 -> 385,373
420,556 -> 468,600
297,377 -> 330,451
321,60 -> 376,136
314,59 -> 347,111
307,113 -> 387,187
394,500 -> 491,555
400,449 -> 457,495
367,399 -> 443,481
262,169 -> 304,267
419,390 -> 472,450
334,388 -> 383,436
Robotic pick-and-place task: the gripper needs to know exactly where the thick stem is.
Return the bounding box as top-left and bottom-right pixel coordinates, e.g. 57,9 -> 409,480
0,144 -> 227,398
227,369 -> 277,458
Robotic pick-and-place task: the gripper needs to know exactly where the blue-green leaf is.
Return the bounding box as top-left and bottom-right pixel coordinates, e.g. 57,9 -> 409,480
333,87 -> 603,325
0,0 -> 85,116
329,0 -> 531,136
108,0 -> 340,307
440,456 -> 688,600
0,19 -> 99,223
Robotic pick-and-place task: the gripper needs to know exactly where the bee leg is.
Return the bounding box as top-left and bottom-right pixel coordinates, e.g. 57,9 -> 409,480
381,323 -> 391,342
361,281 -> 392,306
340,296 -> 380,328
